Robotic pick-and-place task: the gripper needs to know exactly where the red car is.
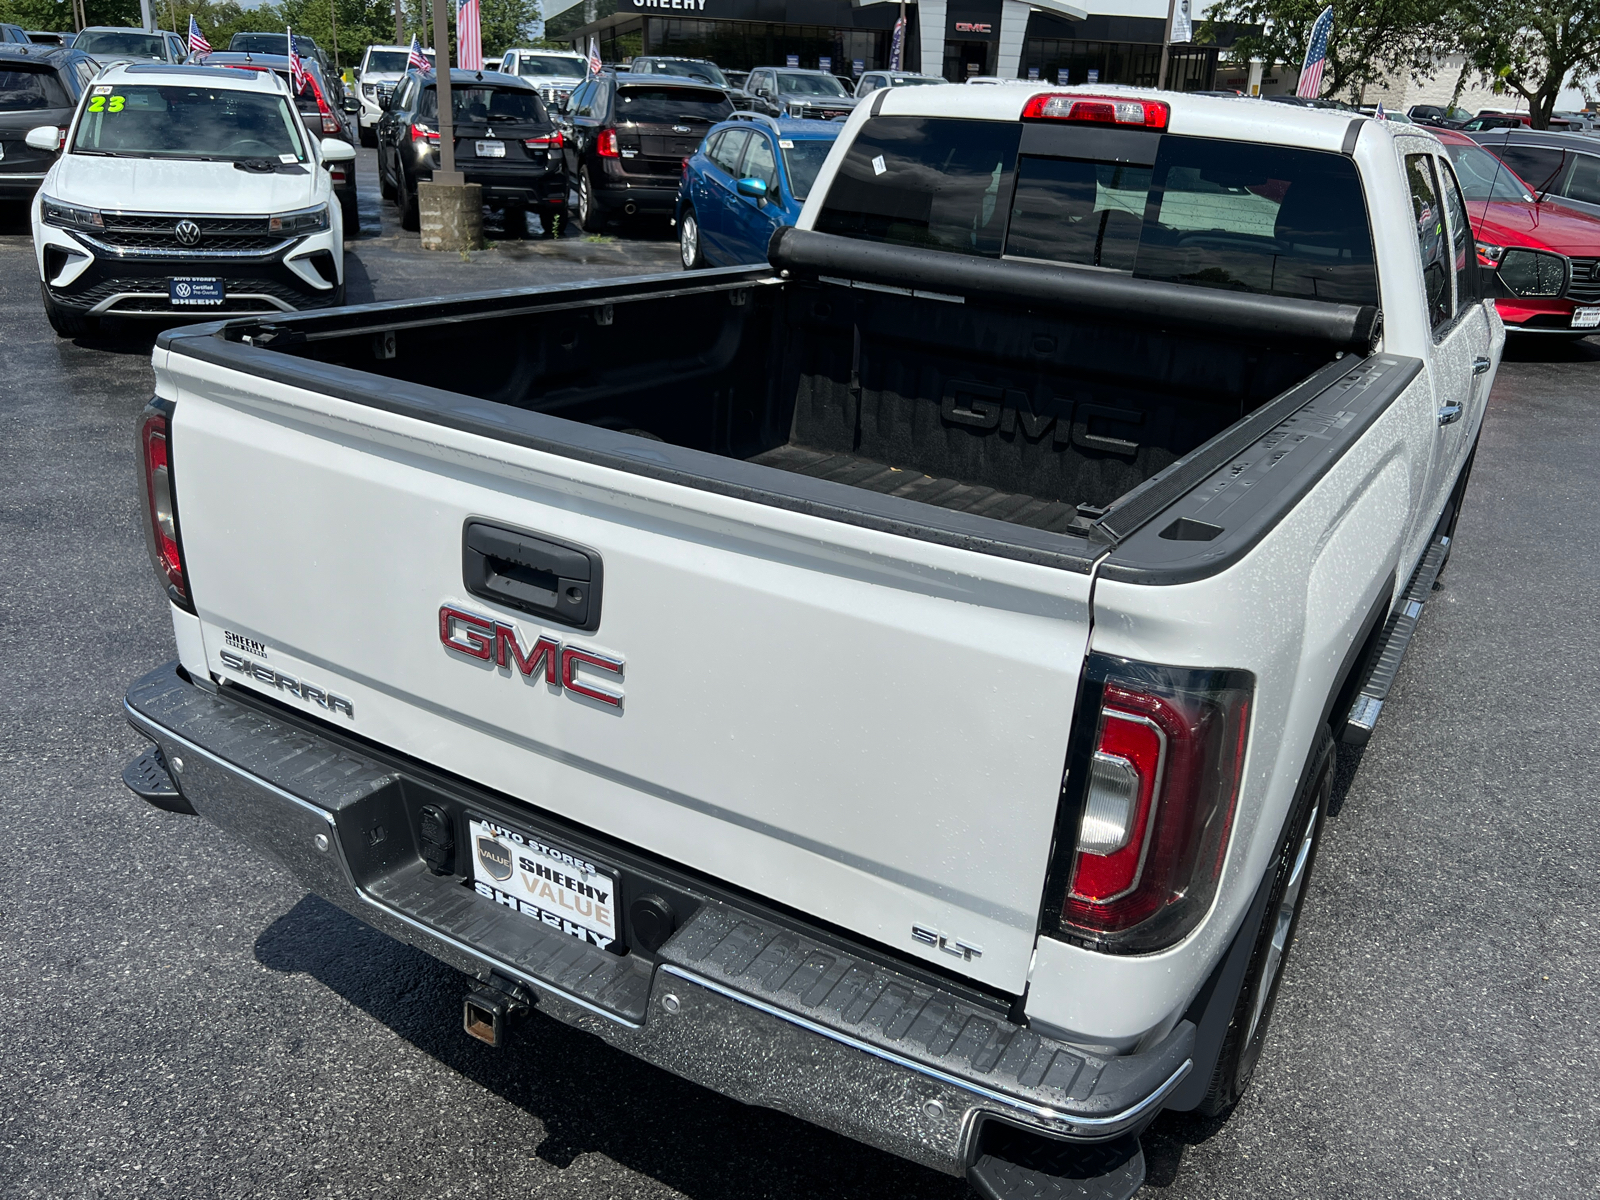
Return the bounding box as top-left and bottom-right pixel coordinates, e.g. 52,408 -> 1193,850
1435,127 -> 1600,334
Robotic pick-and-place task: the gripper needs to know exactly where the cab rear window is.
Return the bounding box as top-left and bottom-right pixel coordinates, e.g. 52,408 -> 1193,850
818,117 -> 1379,305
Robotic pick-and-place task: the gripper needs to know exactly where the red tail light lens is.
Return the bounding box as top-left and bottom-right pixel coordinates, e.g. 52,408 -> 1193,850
596,128 -> 619,157
1045,655 -> 1252,953
524,132 -> 563,149
1021,93 -> 1169,130
139,406 -> 192,611
411,122 -> 440,145
322,115 -> 341,134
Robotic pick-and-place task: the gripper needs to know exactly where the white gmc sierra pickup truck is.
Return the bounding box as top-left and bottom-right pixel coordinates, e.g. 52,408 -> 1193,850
124,88 -> 1516,1198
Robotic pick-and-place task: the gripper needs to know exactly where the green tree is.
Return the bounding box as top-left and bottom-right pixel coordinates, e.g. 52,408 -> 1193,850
1447,0 -> 1600,127
1200,0 -> 1441,102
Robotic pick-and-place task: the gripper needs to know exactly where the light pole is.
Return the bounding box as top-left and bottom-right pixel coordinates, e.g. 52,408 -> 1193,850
430,0 -> 460,184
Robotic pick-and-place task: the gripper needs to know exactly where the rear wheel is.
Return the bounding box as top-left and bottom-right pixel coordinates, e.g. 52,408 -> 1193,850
359,124 -> 377,149
503,206 -> 529,239
40,282 -> 96,339
379,151 -> 396,200
398,169 -> 420,232
1196,728 -> 1332,1116
679,206 -> 706,269
577,168 -> 605,232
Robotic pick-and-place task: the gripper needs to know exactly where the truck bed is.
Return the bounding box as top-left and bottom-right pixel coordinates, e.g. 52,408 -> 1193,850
241,231 -> 1381,547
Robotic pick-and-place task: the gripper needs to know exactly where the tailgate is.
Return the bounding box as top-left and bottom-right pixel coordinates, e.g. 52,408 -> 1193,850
161,356 -> 1093,992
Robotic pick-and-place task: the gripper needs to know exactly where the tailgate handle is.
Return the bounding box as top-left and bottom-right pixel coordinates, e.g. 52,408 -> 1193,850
463,521 -> 603,633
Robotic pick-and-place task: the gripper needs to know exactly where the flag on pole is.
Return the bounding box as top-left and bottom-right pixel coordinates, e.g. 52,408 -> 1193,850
889,16 -> 906,71
187,15 -> 211,57
287,27 -> 307,94
456,0 -> 482,71
1375,100 -> 1387,120
587,37 -> 602,78
1295,6 -> 1334,99
407,35 -> 431,71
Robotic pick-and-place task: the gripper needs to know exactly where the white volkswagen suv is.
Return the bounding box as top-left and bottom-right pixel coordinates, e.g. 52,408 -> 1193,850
29,61 -> 353,338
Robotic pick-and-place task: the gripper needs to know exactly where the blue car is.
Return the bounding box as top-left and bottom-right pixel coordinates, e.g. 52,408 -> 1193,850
676,114 -> 841,269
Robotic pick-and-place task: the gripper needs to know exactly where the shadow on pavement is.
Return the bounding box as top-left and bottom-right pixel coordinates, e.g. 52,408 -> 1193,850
1500,333 -> 1600,363
255,894 -> 966,1200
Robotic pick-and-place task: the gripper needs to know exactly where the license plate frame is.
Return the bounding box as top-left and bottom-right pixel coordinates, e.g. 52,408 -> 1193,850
1573,306 -> 1600,329
467,815 -> 622,952
169,277 -> 225,307
475,139 -> 506,158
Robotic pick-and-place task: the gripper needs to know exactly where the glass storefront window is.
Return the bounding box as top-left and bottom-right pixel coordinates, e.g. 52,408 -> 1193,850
641,19 -> 887,74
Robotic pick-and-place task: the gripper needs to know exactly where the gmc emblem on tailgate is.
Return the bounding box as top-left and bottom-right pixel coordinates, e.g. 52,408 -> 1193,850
440,605 -> 624,709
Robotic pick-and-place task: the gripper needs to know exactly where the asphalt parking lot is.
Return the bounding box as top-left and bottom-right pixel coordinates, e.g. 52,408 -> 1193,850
2,150 -> 1598,1199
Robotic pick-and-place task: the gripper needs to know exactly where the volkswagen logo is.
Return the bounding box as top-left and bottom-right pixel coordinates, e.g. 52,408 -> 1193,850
174,220 -> 202,246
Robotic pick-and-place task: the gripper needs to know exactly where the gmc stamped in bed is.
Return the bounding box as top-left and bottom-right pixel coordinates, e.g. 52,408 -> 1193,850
124,85 -> 1503,1198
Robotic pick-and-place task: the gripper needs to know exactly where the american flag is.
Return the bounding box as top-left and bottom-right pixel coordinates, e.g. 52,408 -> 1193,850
456,0 -> 482,71
287,27 -> 307,94
587,37 -> 602,78
408,35 -> 431,72
187,15 -> 210,57
1295,6 -> 1334,99
889,16 -> 905,70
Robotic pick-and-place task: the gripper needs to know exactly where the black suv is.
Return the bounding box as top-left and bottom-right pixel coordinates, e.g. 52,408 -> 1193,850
377,69 -> 565,235
0,43 -> 100,201
741,67 -> 856,121
557,74 -> 732,230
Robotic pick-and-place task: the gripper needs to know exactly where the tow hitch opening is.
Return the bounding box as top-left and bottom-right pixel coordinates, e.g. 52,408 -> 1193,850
463,977 -> 531,1048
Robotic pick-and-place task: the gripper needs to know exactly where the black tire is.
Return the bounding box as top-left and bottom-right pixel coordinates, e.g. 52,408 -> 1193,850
40,282 -> 96,339
1195,728 -> 1332,1117
398,169 -> 420,232
503,206 -> 529,239
341,191 -> 360,236
577,167 -> 605,232
679,205 -> 707,269
359,124 -> 377,149
379,152 -> 396,201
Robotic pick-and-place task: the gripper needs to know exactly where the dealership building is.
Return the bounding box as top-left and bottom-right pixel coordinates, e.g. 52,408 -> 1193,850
545,0 -> 1216,88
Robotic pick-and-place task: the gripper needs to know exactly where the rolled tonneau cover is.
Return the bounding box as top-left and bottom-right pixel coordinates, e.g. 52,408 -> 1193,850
768,227 -> 1382,354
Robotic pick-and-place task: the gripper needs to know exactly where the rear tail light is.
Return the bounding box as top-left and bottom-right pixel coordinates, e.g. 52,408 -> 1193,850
139,405 -> 193,611
596,128 -> 619,157
524,132 -> 563,149
411,122 -> 440,145
1044,654 -> 1252,954
327,165 -> 347,184
1022,93 -> 1169,130
322,115 -> 341,134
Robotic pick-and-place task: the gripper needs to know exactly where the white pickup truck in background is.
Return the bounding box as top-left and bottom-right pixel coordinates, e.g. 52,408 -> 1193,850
123,87 -> 1510,1198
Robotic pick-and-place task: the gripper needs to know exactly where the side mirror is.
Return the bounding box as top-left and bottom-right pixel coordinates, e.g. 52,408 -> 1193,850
342,95 -> 359,114
378,91 -> 393,111
320,137 -> 357,164
736,177 -> 768,203
25,125 -> 62,152
1497,247 -> 1570,298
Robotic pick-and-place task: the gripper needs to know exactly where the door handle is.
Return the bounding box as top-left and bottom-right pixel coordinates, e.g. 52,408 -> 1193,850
463,521 -> 603,632
1438,403 -> 1463,426
1472,356 -> 1491,376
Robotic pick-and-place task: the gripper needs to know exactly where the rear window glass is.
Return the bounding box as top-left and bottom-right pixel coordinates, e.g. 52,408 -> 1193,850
420,85 -> 544,123
74,31 -> 166,58
0,66 -> 69,110
782,139 -> 835,201
615,85 -> 731,123
1132,138 -> 1377,304
816,116 -> 1020,255
366,50 -> 430,73
820,118 -> 1377,305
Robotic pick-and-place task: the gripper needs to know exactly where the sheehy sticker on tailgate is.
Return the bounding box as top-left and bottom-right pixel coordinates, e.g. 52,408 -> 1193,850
469,817 -> 620,951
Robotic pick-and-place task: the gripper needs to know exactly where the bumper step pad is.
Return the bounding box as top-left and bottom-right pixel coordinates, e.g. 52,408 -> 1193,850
1344,532 -> 1451,744
970,1129 -> 1145,1200
122,743 -> 192,814
660,902 -> 1193,1129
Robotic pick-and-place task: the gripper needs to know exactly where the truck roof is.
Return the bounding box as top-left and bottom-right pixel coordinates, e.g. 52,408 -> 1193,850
869,83 -> 1398,156
100,61 -> 288,91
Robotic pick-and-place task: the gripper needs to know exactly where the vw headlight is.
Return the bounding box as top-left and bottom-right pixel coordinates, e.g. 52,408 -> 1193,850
41,197 -> 104,231
269,204 -> 330,235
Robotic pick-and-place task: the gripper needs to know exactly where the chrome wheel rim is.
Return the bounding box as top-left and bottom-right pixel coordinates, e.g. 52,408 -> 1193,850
680,213 -> 698,267
1244,804 -> 1318,1050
